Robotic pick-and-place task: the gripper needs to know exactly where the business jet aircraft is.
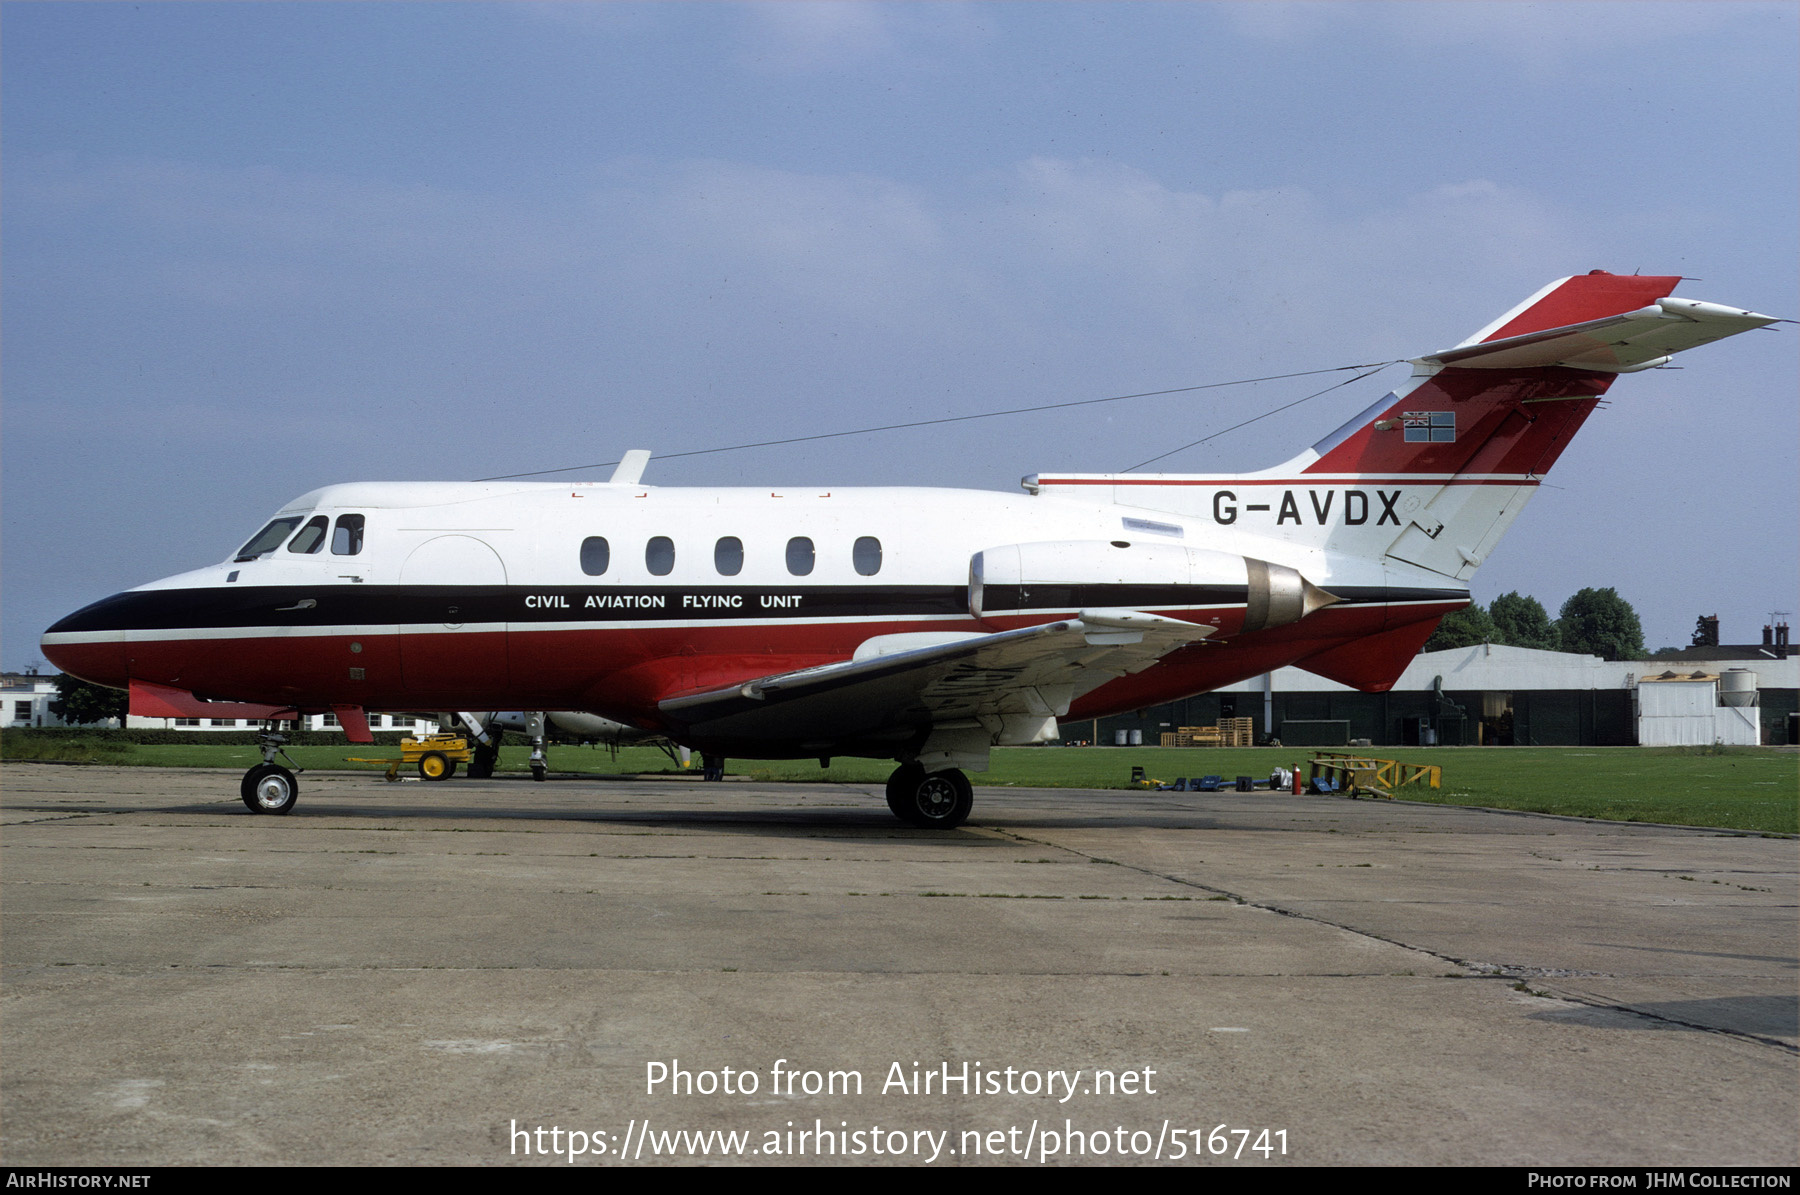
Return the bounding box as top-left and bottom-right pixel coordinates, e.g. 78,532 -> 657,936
41,272 -> 1776,827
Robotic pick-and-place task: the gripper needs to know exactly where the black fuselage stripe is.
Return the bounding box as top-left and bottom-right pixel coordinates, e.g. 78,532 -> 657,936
47,583 -> 1466,634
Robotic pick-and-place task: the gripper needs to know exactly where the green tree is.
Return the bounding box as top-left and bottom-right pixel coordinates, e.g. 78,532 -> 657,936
1490,591 -> 1560,650
1555,588 -> 1645,660
1423,603 -> 1498,652
48,674 -> 127,726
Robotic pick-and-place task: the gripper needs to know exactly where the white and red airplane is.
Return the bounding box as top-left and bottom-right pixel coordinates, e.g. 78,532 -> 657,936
41,272 -> 1777,826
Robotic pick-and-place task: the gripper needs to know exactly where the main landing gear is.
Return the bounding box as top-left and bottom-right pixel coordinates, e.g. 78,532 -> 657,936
526,711 -> 548,782
884,764 -> 973,829
241,728 -> 300,815
453,712 -> 499,779
467,739 -> 499,779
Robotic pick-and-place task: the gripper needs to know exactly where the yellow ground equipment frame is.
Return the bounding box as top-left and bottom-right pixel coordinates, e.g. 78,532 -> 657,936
1308,752 -> 1441,799
346,733 -> 474,782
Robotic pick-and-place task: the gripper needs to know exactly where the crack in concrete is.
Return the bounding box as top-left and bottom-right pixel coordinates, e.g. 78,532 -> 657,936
993,827 -> 1800,1056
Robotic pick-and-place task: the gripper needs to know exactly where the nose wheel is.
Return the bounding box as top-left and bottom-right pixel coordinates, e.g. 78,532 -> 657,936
241,727 -> 302,814
241,763 -> 298,814
884,764 -> 973,829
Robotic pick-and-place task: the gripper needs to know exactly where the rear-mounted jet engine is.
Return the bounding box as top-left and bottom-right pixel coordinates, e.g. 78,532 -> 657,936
969,540 -> 1338,632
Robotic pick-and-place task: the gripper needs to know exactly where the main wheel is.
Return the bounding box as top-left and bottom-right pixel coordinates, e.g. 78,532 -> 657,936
418,752 -> 453,781
467,744 -> 497,779
241,764 -> 298,815
886,765 -> 973,829
885,764 -> 923,819
530,762 -> 547,782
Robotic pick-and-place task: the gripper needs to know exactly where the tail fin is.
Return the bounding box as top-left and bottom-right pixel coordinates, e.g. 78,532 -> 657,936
1296,271 -> 1771,481
1033,272 -> 1776,581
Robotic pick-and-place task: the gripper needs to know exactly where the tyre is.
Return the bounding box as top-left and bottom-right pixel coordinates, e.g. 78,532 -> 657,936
467,745 -> 497,779
418,752 -> 453,781
530,762 -> 547,782
240,764 -> 298,815
886,765 -> 972,829
885,763 -> 923,819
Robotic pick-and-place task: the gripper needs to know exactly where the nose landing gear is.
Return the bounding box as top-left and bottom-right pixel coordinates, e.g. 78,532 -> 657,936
242,763 -> 298,813
241,728 -> 302,814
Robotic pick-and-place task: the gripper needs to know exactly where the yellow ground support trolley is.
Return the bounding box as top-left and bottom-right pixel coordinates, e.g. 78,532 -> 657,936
348,733 -> 474,782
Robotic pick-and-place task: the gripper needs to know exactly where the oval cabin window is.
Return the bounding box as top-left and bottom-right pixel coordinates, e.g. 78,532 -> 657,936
785,537 -> 814,577
580,536 -> 610,576
646,536 -> 675,577
853,536 -> 882,576
714,537 -> 744,577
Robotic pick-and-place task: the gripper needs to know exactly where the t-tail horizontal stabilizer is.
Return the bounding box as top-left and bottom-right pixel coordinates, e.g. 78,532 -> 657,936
1301,272 -> 1778,481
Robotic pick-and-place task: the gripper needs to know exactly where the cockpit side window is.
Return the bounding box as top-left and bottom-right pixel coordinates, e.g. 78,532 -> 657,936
236,516 -> 305,562
287,515 -> 329,554
331,514 -> 365,556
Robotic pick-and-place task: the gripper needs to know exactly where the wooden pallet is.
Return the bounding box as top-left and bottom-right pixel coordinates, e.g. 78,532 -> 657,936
1159,726 -> 1224,748
1217,717 -> 1257,747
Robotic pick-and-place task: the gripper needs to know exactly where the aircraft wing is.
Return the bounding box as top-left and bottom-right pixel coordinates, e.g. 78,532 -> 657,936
657,609 -> 1213,746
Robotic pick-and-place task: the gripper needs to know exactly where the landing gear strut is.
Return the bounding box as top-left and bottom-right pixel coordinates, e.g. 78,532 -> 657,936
884,764 -> 972,829
467,740 -> 499,779
526,711 -> 548,781
457,712 -> 499,779
241,727 -> 300,814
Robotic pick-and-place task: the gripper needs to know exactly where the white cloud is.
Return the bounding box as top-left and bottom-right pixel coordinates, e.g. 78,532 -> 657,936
8,149 -> 1602,395
1223,0 -> 1767,66
631,160 -> 951,320
745,1 -> 896,64
963,158 -> 1584,366
735,0 -> 987,72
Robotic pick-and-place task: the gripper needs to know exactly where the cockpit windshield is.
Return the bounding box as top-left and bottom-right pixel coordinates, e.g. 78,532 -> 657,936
287,515 -> 329,554
235,516 -> 306,562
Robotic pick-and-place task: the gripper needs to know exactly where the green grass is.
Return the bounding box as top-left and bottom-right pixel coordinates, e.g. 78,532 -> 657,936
0,733 -> 136,764
4,736 -> 1794,835
748,744 -> 1799,835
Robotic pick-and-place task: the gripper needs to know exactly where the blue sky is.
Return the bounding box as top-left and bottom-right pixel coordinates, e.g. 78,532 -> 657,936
4,1 -> 1796,667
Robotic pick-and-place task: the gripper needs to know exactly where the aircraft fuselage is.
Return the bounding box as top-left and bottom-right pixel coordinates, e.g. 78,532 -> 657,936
43,476 -> 1462,756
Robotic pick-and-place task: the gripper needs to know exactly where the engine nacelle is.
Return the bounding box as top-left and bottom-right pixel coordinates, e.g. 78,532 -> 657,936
969,540 -> 1336,632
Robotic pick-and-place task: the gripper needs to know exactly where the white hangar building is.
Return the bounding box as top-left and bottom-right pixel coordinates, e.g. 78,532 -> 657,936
1098,643 -> 1798,748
